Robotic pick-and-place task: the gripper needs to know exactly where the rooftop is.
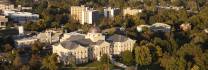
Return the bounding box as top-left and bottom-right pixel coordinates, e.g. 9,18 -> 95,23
107,34 -> 128,42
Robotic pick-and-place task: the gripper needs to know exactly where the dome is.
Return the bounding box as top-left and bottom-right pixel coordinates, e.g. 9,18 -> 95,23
89,25 -> 101,33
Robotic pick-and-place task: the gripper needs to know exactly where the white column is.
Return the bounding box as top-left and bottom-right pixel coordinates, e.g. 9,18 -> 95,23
81,10 -> 85,24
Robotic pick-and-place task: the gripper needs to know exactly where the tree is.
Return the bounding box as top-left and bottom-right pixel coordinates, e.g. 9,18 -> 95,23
100,54 -> 110,64
31,41 -> 43,54
41,54 -> 59,70
159,54 -> 186,70
135,46 -> 152,65
3,43 -> 13,52
29,54 -> 41,70
51,22 -> 60,29
121,51 -> 134,66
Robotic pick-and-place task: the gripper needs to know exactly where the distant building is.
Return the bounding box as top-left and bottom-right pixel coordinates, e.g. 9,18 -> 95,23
107,34 -> 136,55
0,4 -> 15,11
137,25 -> 151,32
36,30 -> 62,44
180,23 -> 191,31
104,7 -> 120,18
14,35 -> 38,48
2,10 -> 16,16
157,5 -> 183,11
9,12 -> 39,23
71,5 -> 100,24
204,29 -> 208,34
150,23 -> 171,32
0,15 -> 8,28
123,7 -> 142,16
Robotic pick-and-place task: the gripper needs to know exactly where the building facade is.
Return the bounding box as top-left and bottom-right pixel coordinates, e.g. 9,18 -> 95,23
104,7 -> 120,18
53,41 -> 89,64
107,34 -> 136,55
0,15 -> 8,28
14,36 -> 38,48
52,26 -> 136,64
71,5 -> 99,24
9,12 -> 39,23
123,7 -> 142,16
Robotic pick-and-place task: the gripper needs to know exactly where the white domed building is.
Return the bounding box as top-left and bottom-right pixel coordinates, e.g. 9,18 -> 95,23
86,26 -> 105,42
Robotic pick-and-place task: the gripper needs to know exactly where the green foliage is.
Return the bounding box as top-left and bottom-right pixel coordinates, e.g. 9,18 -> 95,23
41,54 -> 59,70
4,0 -> 208,70
135,46 -> 152,65
100,54 -> 110,64
121,51 -> 134,66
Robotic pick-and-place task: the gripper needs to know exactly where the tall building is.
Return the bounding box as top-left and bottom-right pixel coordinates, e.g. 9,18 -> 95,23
71,5 -> 99,25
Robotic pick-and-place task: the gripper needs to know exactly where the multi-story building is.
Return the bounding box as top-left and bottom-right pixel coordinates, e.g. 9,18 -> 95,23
104,7 -> 120,18
14,35 -> 38,48
9,12 -> 39,23
123,7 -> 142,16
71,5 -> 99,24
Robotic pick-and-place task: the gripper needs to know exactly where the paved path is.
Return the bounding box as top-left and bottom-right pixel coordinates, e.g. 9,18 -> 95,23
109,55 -> 128,69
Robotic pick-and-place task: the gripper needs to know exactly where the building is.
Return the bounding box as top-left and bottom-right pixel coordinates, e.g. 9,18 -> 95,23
104,7 -> 120,18
150,23 -> 171,32
0,4 -> 15,11
180,23 -> 191,31
9,12 -> 39,23
60,32 -> 86,42
0,15 -> 8,28
85,26 -> 105,42
53,41 -> 89,64
107,34 -> 136,55
2,10 -> 16,16
14,35 -> 38,48
53,26 -> 136,64
123,7 -> 142,16
137,24 -> 151,32
156,5 -> 183,11
204,29 -> 208,34
71,5 -> 100,24
53,26 -> 111,64
36,30 -> 62,44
